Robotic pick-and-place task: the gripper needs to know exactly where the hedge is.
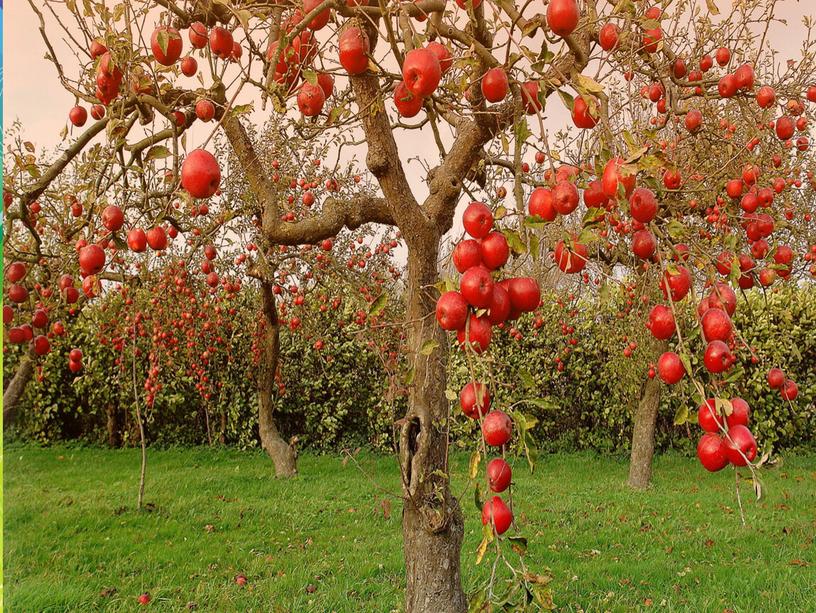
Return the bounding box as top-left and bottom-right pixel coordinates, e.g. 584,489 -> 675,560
5,284 -> 814,454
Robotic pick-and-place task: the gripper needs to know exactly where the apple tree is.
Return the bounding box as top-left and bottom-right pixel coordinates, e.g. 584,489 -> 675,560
7,0 -> 816,609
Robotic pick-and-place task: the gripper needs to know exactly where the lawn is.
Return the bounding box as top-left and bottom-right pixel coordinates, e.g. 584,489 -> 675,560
3,444 -> 815,612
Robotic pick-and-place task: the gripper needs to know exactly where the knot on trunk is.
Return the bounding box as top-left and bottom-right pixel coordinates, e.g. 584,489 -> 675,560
422,501 -> 452,534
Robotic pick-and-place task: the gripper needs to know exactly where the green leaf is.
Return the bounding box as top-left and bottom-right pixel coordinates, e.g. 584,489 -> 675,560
519,368 -> 535,389
229,103 -> 254,117
419,339 -> 439,355
515,118 -> 532,144
557,89 -> 575,112
582,207 -> 606,225
501,132 -> 510,155
495,205 -> 507,220
156,29 -> 170,56
577,228 -> 598,245
144,145 -> 171,162
503,229 -> 526,255
666,219 -> 685,241
525,398 -> 558,411
673,405 -> 688,425
444,389 -> 458,401
369,293 -> 387,316
404,366 -> 415,386
303,68 -> 318,86
716,397 -> 734,416
236,8 -> 252,32
680,353 -> 692,377
529,234 -> 540,261
524,216 -> 549,230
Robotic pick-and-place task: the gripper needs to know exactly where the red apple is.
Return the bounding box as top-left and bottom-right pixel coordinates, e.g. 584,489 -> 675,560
452,239 -> 482,272
460,381 -> 490,418
506,277 -> 540,312
151,26 -> 183,65
657,351 -> 685,384
766,367 -> 785,389
487,458 -> 512,492
189,22 -> 208,49
698,399 -> 724,433
181,149 -> 221,199
703,340 -> 733,373
553,181 -> 579,214
297,82 -> 325,117
462,202 -> 493,239
480,232 -> 509,270
481,68 -> 509,103
339,27 -> 370,75
481,495 -> 513,535
457,315 -> 492,353
546,0 -> 579,37
146,226 -> 167,251
436,291 -> 468,331
482,410 -> 512,446
723,425 -> 757,466
629,187 -> 659,223
700,308 -> 732,342
69,106 -> 88,127
102,205 -> 124,231
460,266 -> 494,308
209,27 -> 234,59
403,48 -> 441,97
646,305 -> 675,340
394,81 -> 424,118
79,244 -> 106,275
697,433 -> 728,472
727,397 -> 751,428
528,187 -> 557,221
598,23 -> 619,51
128,228 -> 147,252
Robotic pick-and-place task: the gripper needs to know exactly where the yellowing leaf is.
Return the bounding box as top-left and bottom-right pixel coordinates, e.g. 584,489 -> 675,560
573,73 -> 605,95
469,450 -> 481,479
369,293 -> 387,316
419,339 -> 439,355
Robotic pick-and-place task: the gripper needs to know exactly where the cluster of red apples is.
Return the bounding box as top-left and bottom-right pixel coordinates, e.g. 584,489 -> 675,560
435,202 -> 541,536
696,397 -> 757,472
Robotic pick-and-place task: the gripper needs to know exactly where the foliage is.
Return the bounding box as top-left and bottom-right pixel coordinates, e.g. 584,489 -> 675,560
8,285 -> 814,453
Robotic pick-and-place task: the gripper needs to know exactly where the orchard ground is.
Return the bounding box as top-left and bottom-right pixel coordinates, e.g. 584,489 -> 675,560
4,444 -> 815,612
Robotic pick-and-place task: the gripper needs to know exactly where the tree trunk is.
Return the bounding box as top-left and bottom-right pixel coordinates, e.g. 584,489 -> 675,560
401,239 -> 467,613
258,279 -> 297,478
3,352 -> 35,428
106,403 -> 121,447
627,373 -> 662,489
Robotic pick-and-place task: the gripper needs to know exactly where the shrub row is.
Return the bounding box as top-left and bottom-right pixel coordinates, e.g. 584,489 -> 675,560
5,285 -> 814,453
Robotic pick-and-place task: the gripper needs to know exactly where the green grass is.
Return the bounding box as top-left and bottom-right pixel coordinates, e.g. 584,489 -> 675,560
4,444 -> 816,612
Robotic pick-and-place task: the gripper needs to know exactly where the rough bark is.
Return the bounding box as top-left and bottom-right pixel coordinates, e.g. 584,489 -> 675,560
628,373 -> 662,489
400,237 -> 467,613
258,279 -> 297,478
3,352 -> 35,428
